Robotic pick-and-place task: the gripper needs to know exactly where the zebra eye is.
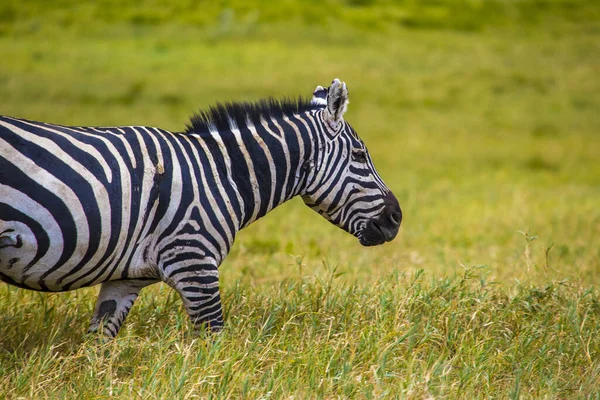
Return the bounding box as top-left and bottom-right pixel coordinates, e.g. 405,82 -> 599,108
351,149 -> 367,163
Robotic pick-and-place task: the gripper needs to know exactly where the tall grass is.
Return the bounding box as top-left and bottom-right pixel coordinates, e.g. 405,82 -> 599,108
2,268 -> 599,398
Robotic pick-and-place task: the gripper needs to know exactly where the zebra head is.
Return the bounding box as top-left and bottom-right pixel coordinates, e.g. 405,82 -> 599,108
302,79 -> 402,246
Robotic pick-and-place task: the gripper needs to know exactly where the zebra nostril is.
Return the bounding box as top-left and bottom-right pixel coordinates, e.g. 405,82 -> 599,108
389,211 -> 400,226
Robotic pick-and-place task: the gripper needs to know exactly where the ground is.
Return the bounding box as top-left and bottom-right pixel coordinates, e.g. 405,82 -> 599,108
0,0 -> 599,398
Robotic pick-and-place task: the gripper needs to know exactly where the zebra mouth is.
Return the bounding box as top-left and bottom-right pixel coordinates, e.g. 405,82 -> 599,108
358,214 -> 400,247
359,222 -> 389,246
359,235 -> 385,247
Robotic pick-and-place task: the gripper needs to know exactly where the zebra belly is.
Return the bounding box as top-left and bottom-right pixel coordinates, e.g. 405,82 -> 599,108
0,223 -> 142,292
0,211 -> 159,292
0,203 -> 139,292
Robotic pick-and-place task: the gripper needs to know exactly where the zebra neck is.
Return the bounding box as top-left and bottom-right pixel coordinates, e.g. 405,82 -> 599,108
201,113 -> 318,230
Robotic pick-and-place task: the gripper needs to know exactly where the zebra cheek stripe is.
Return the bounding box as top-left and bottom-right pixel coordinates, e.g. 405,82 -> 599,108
0,78 -> 401,338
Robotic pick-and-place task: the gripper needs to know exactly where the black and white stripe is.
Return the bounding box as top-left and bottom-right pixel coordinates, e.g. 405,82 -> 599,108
0,79 -> 401,337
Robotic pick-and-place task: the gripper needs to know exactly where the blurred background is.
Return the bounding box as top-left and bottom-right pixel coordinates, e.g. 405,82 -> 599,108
1,0 -> 598,286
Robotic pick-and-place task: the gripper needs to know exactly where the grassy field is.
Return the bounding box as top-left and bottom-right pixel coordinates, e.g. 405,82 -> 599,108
1,0 -> 599,398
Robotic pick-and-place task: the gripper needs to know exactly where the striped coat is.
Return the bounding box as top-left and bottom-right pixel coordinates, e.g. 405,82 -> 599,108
0,79 -> 401,337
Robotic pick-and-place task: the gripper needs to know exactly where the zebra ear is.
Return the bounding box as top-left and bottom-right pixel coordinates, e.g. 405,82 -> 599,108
310,85 -> 328,108
324,78 -> 349,129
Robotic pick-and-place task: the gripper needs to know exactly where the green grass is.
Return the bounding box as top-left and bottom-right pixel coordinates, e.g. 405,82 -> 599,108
1,0 -> 600,398
2,269 -> 600,398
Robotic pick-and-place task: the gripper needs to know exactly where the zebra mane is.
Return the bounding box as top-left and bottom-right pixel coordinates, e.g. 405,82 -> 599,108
185,96 -> 322,134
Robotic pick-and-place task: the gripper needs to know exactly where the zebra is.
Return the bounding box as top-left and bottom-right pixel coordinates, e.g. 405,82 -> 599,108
0,79 -> 401,337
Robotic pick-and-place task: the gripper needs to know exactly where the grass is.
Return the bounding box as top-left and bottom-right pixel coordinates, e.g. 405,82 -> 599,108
1,0 -> 600,398
2,269 -> 599,397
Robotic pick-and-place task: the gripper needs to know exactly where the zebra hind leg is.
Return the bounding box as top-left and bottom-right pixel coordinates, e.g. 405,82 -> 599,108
164,260 -> 223,334
88,279 -> 156,338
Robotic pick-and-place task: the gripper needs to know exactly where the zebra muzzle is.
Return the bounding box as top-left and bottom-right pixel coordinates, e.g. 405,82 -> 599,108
359,193 -> 402,246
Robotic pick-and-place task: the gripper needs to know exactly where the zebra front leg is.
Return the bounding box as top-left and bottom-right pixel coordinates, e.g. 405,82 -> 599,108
163,260 -> 223,333
88,279 -> 156,338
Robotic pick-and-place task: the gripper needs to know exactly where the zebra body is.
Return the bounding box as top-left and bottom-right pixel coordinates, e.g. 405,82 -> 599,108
0,79 -> 401,337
